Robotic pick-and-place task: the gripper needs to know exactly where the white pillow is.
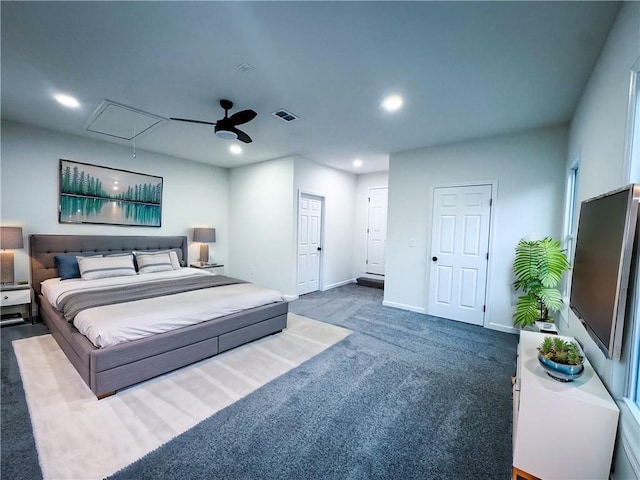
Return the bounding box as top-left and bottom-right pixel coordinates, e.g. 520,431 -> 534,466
78,255 -> 137,280
135,252 -> 175,274
134,250 -> 182,270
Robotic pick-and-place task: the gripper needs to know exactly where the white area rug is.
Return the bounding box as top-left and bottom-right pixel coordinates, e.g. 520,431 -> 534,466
13,313 -> 351,480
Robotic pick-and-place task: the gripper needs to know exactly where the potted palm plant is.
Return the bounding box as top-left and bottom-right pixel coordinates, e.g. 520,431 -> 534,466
512,237 -> 571,328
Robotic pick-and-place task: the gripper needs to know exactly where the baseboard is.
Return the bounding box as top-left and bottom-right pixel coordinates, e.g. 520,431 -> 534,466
382,301 -> 426,314
322,279 -> 356,291
617,401 -> 640,479
486,322 -> 518,334
287,279 -> 356,299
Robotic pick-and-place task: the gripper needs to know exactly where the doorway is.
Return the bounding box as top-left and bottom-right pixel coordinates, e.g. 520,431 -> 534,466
366,187 -> 388,276
297,192 -> 324,295
427,184 -> 492,326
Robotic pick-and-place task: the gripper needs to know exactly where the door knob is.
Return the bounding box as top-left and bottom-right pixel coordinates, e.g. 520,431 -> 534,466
432,256 -> 438,262
317,247 -> 322,251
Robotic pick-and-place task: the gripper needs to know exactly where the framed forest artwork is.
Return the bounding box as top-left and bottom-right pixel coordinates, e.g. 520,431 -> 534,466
59,159 -> 163,227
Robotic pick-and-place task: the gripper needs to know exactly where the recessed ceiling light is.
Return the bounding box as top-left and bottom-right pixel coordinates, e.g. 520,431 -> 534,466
54,93 -> 80,108
381,94 -> 403,112
229,145 -> 242,155
353,159 -> 363,167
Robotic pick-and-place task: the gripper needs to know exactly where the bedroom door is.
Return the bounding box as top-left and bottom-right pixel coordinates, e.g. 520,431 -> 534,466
428,184 -> 492,326
366,187 -> 388,275
297,193 -> 323,296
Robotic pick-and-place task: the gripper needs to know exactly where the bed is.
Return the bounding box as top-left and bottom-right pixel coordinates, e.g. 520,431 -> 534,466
29,234 -> 288,399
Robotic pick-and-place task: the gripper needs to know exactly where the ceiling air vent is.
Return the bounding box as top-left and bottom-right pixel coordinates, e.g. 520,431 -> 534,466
236,62 -> 254,74
272,108 -> 299,123
85,99 -> 166,140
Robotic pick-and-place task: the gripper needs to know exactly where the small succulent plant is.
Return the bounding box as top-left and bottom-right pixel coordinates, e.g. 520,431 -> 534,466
538,337 -> 584,366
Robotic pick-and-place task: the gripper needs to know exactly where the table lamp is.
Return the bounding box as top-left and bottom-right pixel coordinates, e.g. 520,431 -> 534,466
193,228 -> 216,265
1,226 -> 24,285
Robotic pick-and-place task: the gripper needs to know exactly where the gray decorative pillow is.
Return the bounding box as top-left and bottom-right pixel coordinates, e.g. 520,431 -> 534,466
135,252 -> 174,274
78,255 -> 136,280
134,250 -> 182,270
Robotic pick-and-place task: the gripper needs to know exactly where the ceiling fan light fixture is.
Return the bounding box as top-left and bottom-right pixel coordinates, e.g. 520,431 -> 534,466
215,128 -> 238,140
172,99 -> 255,143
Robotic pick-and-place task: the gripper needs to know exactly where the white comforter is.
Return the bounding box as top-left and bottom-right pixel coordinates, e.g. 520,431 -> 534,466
41,269 -> 285,348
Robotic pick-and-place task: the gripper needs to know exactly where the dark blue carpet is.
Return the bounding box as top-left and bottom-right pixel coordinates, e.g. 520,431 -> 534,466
1,322 -> 48,480
110,285 -> 518,480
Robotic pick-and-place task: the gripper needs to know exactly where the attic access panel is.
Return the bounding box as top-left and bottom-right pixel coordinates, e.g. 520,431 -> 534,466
85,100 -> 166,140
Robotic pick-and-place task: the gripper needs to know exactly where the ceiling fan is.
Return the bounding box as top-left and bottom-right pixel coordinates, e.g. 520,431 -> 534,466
171,99 -> 257,143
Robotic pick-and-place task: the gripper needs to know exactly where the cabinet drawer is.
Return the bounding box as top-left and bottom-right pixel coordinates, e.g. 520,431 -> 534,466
1,289 -> 30,307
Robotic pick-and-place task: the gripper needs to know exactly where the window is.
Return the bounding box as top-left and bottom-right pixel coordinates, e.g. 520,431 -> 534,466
562,160 -> 579,298
628,322 -> 640,419
626,60 -> 640,423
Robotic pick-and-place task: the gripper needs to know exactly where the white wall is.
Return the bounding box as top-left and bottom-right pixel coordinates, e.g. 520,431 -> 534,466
563,0 -> 639,388
353,171 -> 389,279
228,156 -> 357,298
293,157 -> 357,290
567,2 -> 639,201
560,3 -> 640,479
228,157 -> 295,296
385,125 -> 568,332
0,120 -> 229,281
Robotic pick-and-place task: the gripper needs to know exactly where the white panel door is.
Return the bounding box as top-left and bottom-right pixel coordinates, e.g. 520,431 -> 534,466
428,185 -> 492,326
366,187 -> 388,275
297,193 -> 323,295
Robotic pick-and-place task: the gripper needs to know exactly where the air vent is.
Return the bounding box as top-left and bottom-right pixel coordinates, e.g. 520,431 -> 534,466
85,100 -> 166,140
272,108 -> 299,123
236,62 -> 254,74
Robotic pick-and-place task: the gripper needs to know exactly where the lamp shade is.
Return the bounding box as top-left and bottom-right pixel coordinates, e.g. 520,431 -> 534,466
0,227 -> 24,249
193,228 -> 216,243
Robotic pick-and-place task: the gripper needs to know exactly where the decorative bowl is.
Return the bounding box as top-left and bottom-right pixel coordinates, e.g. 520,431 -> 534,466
537,353 -> 584,382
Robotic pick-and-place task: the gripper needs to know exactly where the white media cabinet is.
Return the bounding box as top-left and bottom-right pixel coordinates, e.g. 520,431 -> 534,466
512,330 -> 619,480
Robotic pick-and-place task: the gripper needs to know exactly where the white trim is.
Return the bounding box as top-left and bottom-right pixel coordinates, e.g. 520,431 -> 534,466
428,179 -> 497,189
485,322 -> 518,335
613,56 -> 640,480
425,179 -> 498,330
483,181 -> 498,329
365,186 -> 388,276
297,188 -> 325,199
561,158 -> 580,328
382,300 -> 426,314
622,57 -> 640,184
618,401 -> 640,478
296,190 -> 325,295
323,279 -> 356,291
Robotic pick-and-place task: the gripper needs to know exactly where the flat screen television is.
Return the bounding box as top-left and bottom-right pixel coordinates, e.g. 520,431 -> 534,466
569,184 -> 640,360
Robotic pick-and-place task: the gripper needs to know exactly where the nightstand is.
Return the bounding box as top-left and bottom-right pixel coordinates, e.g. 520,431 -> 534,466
1,283 -> 32,326
190,263 -> 225,274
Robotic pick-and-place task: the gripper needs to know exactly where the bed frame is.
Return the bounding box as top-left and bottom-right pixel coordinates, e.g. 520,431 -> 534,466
29,234 -> 288,399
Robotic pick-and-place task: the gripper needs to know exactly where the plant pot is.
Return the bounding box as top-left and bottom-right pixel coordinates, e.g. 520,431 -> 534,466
537,353 -> 584,382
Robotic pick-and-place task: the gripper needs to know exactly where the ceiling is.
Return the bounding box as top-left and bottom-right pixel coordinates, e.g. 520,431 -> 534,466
1,1 -> 621,174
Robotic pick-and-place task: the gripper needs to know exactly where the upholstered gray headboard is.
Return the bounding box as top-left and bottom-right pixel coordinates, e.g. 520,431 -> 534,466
29,234 -> 188,299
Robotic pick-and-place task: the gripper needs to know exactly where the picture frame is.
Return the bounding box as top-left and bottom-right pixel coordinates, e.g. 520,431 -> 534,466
59,159 -> 163,227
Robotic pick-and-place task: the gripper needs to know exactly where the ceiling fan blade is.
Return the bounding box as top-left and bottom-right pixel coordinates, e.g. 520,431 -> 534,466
231,127 -> 252,144
227,109 -> 257,126
170,118 -> 217,126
